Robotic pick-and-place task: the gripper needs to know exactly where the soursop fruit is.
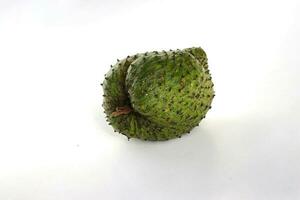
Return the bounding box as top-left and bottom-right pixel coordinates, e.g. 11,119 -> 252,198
102,47 -> 214,141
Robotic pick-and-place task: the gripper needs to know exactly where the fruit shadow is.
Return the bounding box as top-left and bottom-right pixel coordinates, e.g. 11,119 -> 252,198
111,118 -> 234,184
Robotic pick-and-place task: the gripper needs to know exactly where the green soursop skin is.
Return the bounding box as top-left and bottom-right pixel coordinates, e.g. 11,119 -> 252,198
102,47 -> 214,141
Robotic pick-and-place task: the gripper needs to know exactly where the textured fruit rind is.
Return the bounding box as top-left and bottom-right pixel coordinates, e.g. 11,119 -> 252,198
102,47 -> 214,141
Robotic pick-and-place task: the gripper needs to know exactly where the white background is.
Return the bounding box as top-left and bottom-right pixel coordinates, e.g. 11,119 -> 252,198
0,0 -> 299,199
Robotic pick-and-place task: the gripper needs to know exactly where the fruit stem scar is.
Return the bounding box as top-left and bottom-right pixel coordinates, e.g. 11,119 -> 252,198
112,106 -> 133,116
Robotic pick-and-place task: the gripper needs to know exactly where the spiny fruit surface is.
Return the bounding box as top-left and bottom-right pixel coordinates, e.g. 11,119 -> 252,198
102,47 -> 214,141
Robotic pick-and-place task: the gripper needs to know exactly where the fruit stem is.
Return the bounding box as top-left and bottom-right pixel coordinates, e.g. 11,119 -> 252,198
111,106 -> 133,117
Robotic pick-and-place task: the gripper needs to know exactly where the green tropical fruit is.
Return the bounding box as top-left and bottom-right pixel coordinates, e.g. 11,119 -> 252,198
102,47 -> 214,141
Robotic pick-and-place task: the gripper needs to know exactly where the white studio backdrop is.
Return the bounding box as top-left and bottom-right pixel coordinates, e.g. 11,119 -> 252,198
0,0 -> 299,199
